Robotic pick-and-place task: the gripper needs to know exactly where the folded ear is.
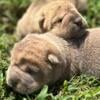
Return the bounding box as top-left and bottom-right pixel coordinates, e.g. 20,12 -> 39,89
48,54 -> 60,64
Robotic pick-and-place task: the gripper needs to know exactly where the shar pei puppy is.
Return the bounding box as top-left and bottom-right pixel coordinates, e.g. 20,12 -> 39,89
16,0 -> 87,39
6,28 -> 100,94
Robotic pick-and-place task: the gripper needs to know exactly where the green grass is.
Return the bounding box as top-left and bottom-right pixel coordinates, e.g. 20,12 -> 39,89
0,0 -> 100,99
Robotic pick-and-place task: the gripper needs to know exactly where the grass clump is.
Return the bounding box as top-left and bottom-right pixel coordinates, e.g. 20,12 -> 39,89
0,0 -> 100,100
85,0 -> 100,27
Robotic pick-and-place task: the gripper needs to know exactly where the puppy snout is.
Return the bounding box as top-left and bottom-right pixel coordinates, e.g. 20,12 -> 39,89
74,17 -> 87,28
74,17 -> 82,26
7,76 -> 18,88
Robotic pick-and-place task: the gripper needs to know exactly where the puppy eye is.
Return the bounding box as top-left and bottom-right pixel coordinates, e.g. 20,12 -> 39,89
26,65 -> 40,75
26,67 -> 34,75
57,18 -> 62,23
54,18 -> 62,24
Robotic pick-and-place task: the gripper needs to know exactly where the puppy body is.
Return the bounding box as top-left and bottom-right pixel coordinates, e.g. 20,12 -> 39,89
16,0 -> 87,39
6,28 -> 100,94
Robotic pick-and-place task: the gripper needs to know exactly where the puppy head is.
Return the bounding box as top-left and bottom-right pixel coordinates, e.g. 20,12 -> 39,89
6,34 -> 65,94
51,4 -> 88,39
35,0 -> 88,39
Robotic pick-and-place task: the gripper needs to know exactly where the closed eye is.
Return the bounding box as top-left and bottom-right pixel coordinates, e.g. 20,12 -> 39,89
57,18 -> 63,23
19,58 -> 40,73
26,66 -> 34,75
53,18 -> 63,25
25,65 -> 40,76
19,63 -> 40,76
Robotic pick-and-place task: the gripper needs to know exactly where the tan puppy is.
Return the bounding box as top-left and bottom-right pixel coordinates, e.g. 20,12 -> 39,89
7,28 -> 100,94
16,0 -> 87,39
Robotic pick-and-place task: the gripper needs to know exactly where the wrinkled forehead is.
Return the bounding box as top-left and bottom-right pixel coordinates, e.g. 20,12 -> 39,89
11,35 -> 57,64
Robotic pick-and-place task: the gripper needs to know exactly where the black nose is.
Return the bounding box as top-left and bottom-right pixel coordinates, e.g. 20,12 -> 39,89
74,17 -> 88,29
74,17 -> 83,27
7,77 -> 18,88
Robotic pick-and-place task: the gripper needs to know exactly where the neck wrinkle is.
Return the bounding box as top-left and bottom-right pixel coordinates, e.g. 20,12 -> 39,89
68,44 -> 83,78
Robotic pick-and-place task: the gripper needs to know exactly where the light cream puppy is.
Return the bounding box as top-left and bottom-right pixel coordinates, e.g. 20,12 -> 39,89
6,28 -> 100,94
16,0 -> 87,39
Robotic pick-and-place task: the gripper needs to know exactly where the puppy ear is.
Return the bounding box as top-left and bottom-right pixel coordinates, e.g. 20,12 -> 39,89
48,54 -> 60,64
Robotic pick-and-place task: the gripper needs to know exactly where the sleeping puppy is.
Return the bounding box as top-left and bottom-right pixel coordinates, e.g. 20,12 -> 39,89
6,28 -> 100,94
16,0 -> 87,39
